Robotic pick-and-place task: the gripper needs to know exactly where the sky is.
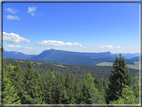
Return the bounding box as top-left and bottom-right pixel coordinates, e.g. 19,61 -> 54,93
2,2 -> 140,55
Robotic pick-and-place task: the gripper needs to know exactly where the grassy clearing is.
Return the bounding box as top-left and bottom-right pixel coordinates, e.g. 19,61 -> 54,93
127,62 -> 141,70
96,62 -> 113,66
55,64 -> 66,67
96,61 -> 140,70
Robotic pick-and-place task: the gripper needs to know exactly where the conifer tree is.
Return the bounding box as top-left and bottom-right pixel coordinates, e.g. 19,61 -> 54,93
65,72 -> 75,104
32,70 -> 44,103
94,75 -> 100,90
102,79 -> 107,91
55,74 -> 68,104
74,77 -> 82,104
45,67 -> 56,104
106,54 -> 132,104
80,72 -> 100,104
42,75 -> 49,104
23,60 -> 43,104
70,73 -> 76,103
7,64 -> 15,83
2,60 -> 21,104
59,75 -> 68,104
110,73 -> 139,104
54,74 -> 61,104
97,79 -> 106,104
7,63 -> 25,103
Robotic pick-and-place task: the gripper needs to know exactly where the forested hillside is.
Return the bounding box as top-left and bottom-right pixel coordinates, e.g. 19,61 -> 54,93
2,54 -> 140,105
5,58 -> 139,84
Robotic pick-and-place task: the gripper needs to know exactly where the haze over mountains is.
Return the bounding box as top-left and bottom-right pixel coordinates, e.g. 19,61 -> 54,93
3,49 -> 140,66
3,51 -> 36,59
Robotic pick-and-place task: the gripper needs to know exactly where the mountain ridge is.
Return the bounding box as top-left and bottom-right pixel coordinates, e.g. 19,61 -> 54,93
3,49 -> 139,66
3,49 -> 139,60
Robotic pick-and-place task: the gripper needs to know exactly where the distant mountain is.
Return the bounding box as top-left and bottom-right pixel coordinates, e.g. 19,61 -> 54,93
30,49 -> 114,60
121,53 -> 139,59
30,49 -> 135,65
130,56 -> 142,61
3,51 -> 36,59
3,49 -> 138,66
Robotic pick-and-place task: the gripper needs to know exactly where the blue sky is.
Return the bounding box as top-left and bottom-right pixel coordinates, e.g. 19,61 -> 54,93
3,3 -> 139,55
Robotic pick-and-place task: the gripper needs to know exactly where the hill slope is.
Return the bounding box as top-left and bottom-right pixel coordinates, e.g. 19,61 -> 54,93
3,49 -> 139,66
3,51 -> 36,59
4,58 -> 139,83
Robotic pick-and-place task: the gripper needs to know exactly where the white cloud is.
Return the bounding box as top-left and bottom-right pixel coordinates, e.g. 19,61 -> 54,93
116,47 -> 121,49
36,40 -> 81,47
84,46 -> 86,49
5,45 -> 21,48
27,6 -> 37,16
6,8 -> 18,14
24,47 -> 33,49
99,45 -> 113,49
79,44 -> 82,47
3,32 -> 30,43
27,7 -> 37,13
7,15 -> 20,20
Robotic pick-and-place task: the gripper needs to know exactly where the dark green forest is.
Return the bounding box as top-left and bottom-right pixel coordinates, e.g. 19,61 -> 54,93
4,58 -> 139,84
2,53 -> 140,105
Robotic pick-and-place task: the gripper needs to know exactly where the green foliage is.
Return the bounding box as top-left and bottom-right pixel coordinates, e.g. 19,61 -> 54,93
8,63 -> 26,103
5,58 -> 138,84
23,60 -> 43,104
64,72 -> 75,104
74,77 -> 82,104
97,79 -> 106,104
43,67 -> 57,104
106,54 -> 132,104
94,76 -> 100,90
2,56 -> 138,104
80,72 -> 100,104
2,60 -> 21,104
54,74 -> 68,104
110,73 -> 139,104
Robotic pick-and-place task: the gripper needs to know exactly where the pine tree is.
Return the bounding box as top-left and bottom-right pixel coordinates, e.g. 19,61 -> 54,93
97,79 -> 106,104
94,75 -> 100,90
54,74 -> 61,104
106,54 -> 132,104
44,67 -> 56,104
42,75 -> 49,104
7,64 -> 15,83
65,72 -> 75,104
32,70 -> 44,103
2,60 -> 21,104
102,79 -> 107,91
23,60 -> 43,104
54,74 -> 68,104
80,72 -> 100,104
110,73 -> 139,104
74,77 -> 82,104
7,63 -> 25,103
70,73 -> 76,103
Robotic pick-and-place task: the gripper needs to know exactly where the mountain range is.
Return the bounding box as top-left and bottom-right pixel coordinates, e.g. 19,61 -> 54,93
3,49 -> 140,66
3,51 -> 36,59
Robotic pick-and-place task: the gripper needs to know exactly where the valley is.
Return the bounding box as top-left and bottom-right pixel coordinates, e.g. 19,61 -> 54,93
4,58 -> 139,84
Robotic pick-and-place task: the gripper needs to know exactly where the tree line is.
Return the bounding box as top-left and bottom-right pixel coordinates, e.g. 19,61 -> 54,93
4,58 -> 139,84
2,48 -> 139,105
